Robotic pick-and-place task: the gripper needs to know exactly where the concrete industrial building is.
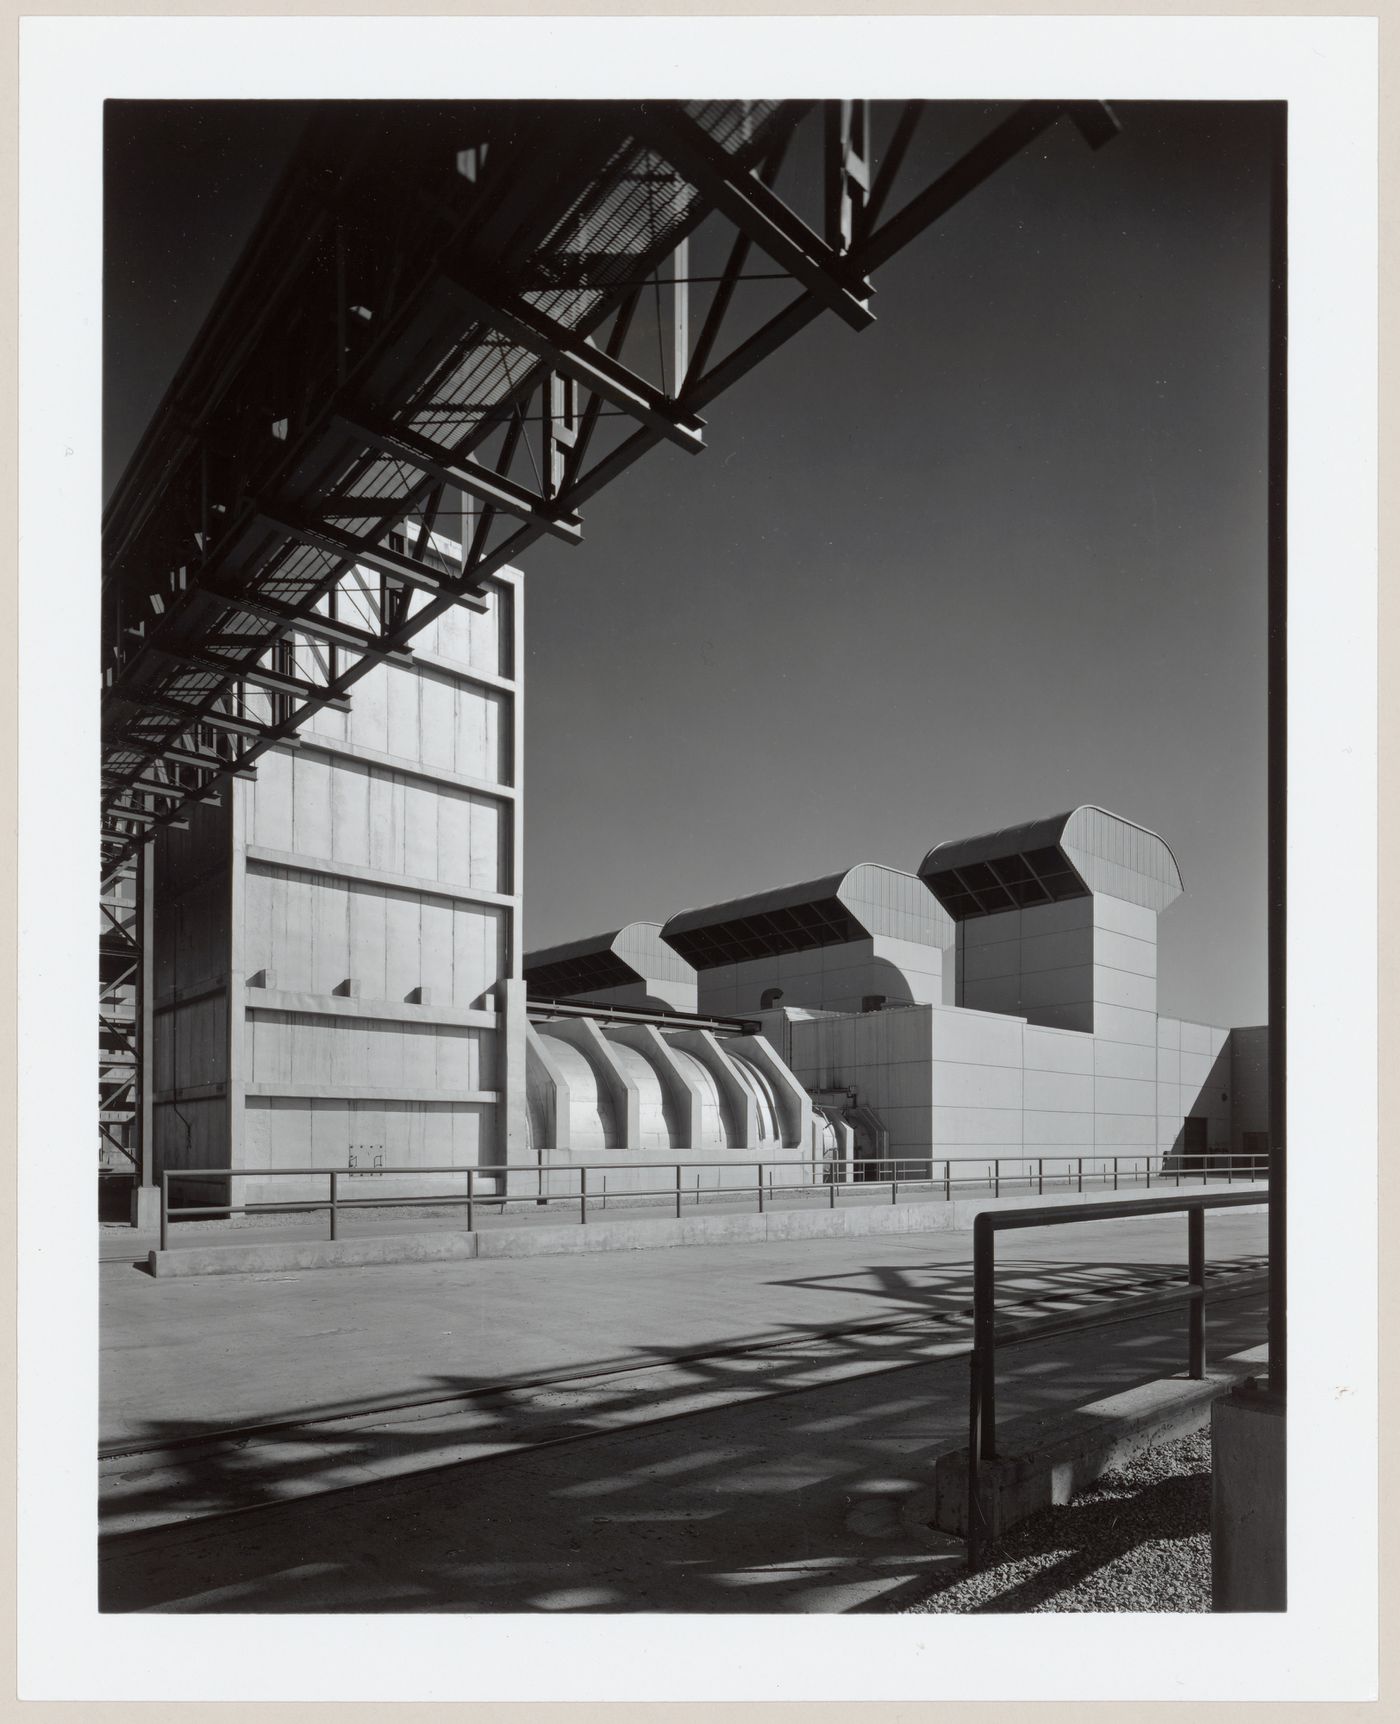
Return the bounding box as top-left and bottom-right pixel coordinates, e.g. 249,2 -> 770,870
524,806 -> 1268,1182
764,807 -> 1267,1177
150,532 -> 1264,1208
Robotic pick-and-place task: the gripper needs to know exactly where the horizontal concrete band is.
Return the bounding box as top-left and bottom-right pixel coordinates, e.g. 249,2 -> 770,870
147,1183 -> 1268,1277
243,1083 -> 499,1103
244,845 -> 515,910
293,731 -> 516,802
245,989 -> 498,1030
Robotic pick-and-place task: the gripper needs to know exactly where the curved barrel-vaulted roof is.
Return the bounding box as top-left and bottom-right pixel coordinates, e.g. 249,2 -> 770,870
919,805 -> 1183,920
523,921 -> 694,999
662,864 -> 953,970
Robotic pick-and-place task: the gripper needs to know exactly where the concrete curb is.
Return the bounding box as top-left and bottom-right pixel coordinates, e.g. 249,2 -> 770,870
929,1344 -> 1269,1544
146,1183 -> 1267,1277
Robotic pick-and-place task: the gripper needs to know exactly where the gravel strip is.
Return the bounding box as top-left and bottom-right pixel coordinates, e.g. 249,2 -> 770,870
906,1425 -> 1214,1614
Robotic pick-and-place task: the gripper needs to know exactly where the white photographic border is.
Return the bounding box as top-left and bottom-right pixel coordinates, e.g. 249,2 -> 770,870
16,13 -> 1379,1703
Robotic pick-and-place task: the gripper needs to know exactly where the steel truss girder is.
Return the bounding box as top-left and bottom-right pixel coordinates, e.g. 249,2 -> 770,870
254,513 -> 490,607
162,743 -> 258,779
333,412 -> 584,542
146,645 -> 355,708
439,273 -> 708,453
631,103 -> 876,330
100,99 -> 1117,879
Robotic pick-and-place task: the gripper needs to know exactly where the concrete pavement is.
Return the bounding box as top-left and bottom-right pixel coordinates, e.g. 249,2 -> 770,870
100,1290 -> 1268,1613
101,1210 -> 1268,1444
99,1208 -> 1270,1612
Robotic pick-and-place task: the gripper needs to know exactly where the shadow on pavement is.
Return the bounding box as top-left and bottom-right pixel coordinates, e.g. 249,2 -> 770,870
98,1272 -> 1264,1616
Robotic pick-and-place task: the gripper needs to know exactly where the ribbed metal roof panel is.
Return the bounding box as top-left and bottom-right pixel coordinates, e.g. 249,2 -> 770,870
661,864 -> 952,969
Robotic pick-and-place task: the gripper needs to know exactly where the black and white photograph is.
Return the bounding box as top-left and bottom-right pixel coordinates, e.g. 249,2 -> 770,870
16,12 -> 1378,1706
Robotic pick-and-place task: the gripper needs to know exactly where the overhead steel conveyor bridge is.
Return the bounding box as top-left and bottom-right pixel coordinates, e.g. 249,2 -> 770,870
101,97 -> 1117,872
98,96 -> 1117,1176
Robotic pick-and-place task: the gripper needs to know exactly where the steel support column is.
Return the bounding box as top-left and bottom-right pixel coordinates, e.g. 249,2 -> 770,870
137,846 -> 155,1201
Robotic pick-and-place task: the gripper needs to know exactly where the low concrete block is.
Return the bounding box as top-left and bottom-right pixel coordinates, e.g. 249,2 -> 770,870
931,1368 -> 1251,1543
130,1185 -> 161,1230
1211,1383 -> 1286,1610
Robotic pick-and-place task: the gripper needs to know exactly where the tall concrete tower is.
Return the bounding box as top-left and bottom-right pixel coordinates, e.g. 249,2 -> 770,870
918,806 -> 1183,1038
150,550 -> 526,1205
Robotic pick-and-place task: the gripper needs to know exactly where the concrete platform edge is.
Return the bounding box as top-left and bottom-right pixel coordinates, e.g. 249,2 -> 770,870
930,1345 -> 1269,1543
144,1183 -> 1267,1277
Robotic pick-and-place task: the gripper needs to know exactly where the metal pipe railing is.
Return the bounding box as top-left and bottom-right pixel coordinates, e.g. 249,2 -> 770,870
154,1151 -> 1268,1250
964,1189 -> 1272,1570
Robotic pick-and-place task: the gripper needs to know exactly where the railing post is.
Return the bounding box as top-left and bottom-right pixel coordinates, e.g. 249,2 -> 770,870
967,1214 -> 998,1572
675,1164 -> 682,1220
1146,1156 -> 1152,1189
467,1166 -> 475,1232
757,1164 -> 765,1214
1078,1156 -> 1083,1194
945,1159 -> 951,1202
1113,1156 -> 1119,1192
994,1160 -> 1000,1199
967,1350 -> 983,1572
159,1170 -> 169,1253
974,1221 -> 997,1459
1188,1204 -> 1205,1378
330,1169 -> 339,1241
580,1165 -> 587,1226
1038,1157 -> 1043,1197
891,1174 -> 898,1206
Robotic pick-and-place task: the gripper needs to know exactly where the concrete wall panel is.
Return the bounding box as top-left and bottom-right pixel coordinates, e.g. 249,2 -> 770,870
1093,1037 -> 1158,1080
1093,965 -> 1158,1012
963,940 -> 1022,982
1094,1076 -> 1157,1116
330,759 -> 371,867
1091,893 -> 1158,941
1094,1113 -> 1158,1146
1019,965 -> 1095,1009
292,751 -> 331,857
386,661 -> 419,760
930,1059 -> 1023,1111
251,750 -> 295,851
1097,927 -> 1157,977
402,780 -> 436,880
925,1006 -> 1023,1067
419,672 -> 455,773
930,1107 -> 1022,1147
1023,1068 -> 1095,1114
1094,1003 -> 1158,1046
1022,1026 -> 1095,1074
1023,1108 -> 1098,1146
1018,928 -> 1097,975
961,976 -> 1024,1016
1181,1020 -> 1212,1055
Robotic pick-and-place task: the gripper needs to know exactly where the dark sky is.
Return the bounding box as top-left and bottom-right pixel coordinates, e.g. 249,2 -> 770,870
105,100 -> 1272,1027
